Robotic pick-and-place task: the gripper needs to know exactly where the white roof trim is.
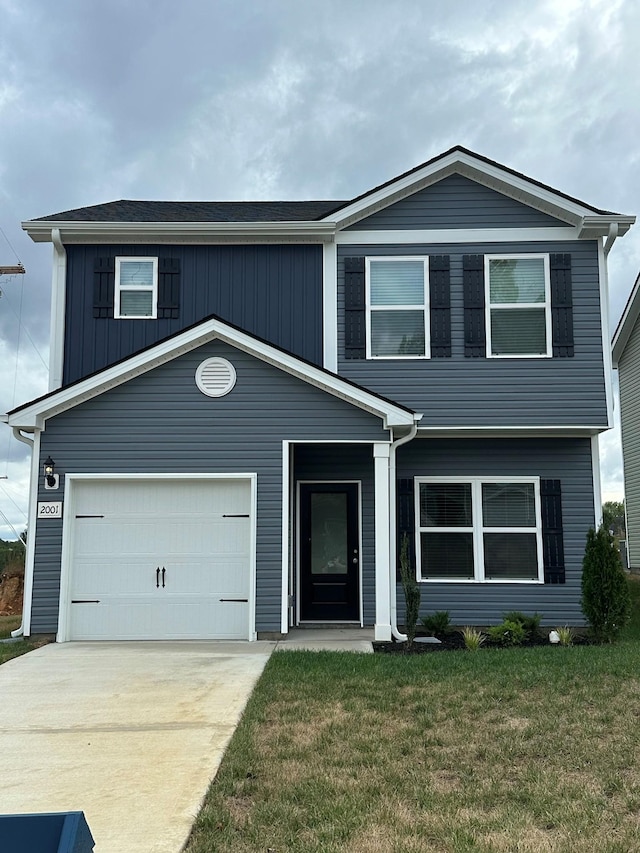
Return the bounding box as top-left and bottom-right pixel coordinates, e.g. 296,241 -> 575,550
612,271 -> 640,365
7,317 -> 418,430
22,220 -> 337,244
323,150 -> 634,235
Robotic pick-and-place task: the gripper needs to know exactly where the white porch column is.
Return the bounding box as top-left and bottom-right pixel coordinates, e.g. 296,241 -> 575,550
373,442 -> 392,641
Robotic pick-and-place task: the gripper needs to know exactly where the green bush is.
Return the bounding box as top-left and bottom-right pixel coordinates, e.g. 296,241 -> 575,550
487,619 -> 526,647
421,610 -> 450,636
399,534 -> 420,647
581,525 -> 631,643
502,611 -> 542,637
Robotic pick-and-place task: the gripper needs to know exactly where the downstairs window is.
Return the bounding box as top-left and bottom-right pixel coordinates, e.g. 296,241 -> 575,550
416,478 -> 543,582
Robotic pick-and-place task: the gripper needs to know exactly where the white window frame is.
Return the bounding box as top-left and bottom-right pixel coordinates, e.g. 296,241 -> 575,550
484,254 -> 552,359
114,257 -> 158,319
414,476 -> 544,583
365,256 -> 430,360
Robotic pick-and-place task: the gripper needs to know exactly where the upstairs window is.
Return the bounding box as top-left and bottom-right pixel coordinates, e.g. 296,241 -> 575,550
416,477 -> 543,583
485,255 -> 551,357
115,257 -> 158,319
366,257 -> 429,358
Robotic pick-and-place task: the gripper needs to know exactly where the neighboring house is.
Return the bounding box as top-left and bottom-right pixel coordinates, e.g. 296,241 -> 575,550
4,146 -> 635,642
612,271 -> 640,571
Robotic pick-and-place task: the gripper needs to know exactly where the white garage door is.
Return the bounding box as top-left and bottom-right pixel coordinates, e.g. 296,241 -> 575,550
65,478 -> 253,640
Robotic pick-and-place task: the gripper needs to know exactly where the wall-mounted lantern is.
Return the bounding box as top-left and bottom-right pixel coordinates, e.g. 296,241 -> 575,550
43,456 -> 59,490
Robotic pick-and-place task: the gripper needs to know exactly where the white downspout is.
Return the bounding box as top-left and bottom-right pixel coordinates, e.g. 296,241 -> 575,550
10,427 -> 38,638
389,418 -> 420,641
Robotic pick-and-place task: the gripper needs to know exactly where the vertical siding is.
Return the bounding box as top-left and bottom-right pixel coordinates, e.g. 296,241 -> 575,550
63,244 -> 323,385
293,445 -> 376,625
396,437 -> 594,626
337,240 -> 607,426
345,175 -> 569,230
31,340 -> 388,634
618,314 -> 640,569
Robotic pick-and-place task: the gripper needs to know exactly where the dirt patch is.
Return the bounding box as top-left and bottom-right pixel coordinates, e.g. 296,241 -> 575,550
0,568 -> 24,615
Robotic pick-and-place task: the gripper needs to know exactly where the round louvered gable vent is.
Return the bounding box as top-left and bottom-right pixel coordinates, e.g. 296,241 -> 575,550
195,357 -> 237,397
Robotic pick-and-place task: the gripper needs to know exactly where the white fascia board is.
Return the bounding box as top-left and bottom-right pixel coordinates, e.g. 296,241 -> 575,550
22,220 -> 337,244
416,424 -> 608,438
7,317 -> 417,430
612,271 -> 640,365
579,215 -> 635,239
325,151 -> 609,230
336,227 -> 581,245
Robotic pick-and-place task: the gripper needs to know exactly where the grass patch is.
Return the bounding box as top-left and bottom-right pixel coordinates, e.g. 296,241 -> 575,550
186,579 -> 640,852
0,616 -> 48,664
0,615 -> 22,639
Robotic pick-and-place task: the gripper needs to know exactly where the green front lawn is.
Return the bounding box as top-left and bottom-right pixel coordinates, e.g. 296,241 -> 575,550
187,579 -> 640,853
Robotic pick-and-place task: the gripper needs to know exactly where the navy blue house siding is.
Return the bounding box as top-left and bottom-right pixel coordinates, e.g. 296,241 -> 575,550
396,436 -> 594,626
63,244 -> 323,385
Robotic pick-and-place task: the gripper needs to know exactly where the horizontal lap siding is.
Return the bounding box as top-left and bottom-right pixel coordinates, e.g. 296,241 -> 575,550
618,315 -> 640,569
64,244 -> 323,385
396,437 -> 594,625
31,341 -> 388,634
338,240 -> 606,426
294,445 -> 375,624
345,175 -> 568,230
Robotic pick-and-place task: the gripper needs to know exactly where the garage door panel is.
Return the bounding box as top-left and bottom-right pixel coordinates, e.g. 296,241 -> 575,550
67,478 -> 253,641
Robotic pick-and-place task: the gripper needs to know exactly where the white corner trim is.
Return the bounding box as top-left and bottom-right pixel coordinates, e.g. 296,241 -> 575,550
612,271 -> 640,365
597,239 -> 615,427
49,230 -> 66,391
20,429 -> 41,636
373,442 -> 392,641
323,242 -> 338,372
591,435 -> 603,527
281,441 -> 290,635
336,227 -> 581,245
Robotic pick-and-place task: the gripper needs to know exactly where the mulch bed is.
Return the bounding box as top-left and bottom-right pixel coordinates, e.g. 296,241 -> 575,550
373,631 -> 593,654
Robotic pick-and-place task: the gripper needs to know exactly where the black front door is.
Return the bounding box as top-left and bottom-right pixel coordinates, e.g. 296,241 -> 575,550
299,483 -> 360,621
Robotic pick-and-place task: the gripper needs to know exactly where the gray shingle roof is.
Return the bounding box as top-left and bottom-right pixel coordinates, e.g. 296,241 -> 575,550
35,200 -> 347,223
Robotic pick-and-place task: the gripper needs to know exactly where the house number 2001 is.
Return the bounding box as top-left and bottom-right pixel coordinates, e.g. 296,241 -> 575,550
37,502 -> 63,518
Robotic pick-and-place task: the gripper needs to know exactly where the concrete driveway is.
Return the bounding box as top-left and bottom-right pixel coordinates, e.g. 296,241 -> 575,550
0,641 -> 274,853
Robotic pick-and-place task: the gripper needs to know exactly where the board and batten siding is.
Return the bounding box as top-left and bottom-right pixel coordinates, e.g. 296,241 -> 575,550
31,340 -> 389,634
337,240 -> 606,426
294,445 -> 376,625
345,174 -> 568,231
618,312 -> 640,570
396,436 -> 595,626
63,244 -> 323,385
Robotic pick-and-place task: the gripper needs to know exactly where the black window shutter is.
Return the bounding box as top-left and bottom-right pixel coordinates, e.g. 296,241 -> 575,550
396,478 -> 416,581
550,254 -> 574,357
157,258 -> 181,319
429,255 -> 451,357
344,257 -> 366,359
463,254 -> 485,357
93,257 -> 115,318
540,479 -> 565,584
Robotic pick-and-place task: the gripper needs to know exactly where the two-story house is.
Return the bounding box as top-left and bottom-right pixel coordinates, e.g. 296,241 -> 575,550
4,146 -> 635,642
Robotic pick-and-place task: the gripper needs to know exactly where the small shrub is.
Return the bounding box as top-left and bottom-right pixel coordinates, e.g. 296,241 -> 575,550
581,525 -> 631,643
421,610 -> 450,636
399,534 -> 420,647
503,611 -> 542,636
487,619 -> 526,647
460,626 -> 485,651
555,626 -> 574,647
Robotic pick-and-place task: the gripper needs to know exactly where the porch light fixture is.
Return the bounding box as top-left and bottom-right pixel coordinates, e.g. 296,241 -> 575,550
43,456 -> 59,490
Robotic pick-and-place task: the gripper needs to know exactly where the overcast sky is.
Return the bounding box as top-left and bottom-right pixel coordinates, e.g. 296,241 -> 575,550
1,0 -> 639,538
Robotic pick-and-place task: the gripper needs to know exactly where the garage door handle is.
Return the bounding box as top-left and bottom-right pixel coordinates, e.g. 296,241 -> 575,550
71,600 -> 100,604
220,598 -> 248,603
222,514 -> 250,518
162,567 -> 166,588
75,515 -> 104,519
156,567 -> 160,588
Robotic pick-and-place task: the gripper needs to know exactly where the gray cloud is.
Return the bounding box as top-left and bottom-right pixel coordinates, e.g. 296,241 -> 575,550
0,0 -> 638,535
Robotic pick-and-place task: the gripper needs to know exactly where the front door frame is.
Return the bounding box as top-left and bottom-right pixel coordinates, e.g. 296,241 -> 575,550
296,480 -> 363,625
